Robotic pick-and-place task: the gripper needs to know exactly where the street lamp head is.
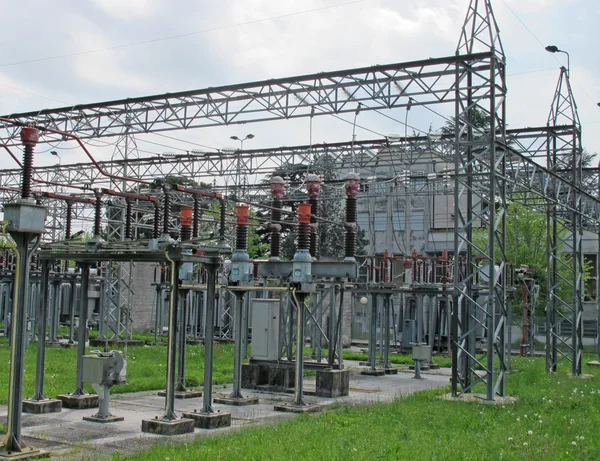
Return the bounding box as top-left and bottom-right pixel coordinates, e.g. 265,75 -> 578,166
545,45 -> 559,53
246,134 -> 255,140
50,151 -> 59,157
230,135 -> 240,141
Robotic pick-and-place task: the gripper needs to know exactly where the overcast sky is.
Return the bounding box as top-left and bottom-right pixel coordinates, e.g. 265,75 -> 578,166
0,0 -> 597,167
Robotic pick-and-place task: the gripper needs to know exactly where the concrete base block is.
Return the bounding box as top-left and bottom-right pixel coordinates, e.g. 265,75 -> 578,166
57,394 -> 98,409
440,393 -> 517,405
22,399 -> 62,414
89,339 -> 144,348
242,363 -> 295,391
587,361 -> 600,368
273,402 -> 321,413
141,418 -> 195,435
361,369 -> 385,376
0,448 -> 46,460
316,369 -> 350,398
83,414 -> 124,423
181,411 -> 232,429
213,395 -> 259,406
383,368 -> 398,375
158,390 -> 203,399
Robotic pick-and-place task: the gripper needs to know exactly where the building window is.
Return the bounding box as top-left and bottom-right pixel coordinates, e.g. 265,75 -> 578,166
374,212 -> 387,231
584,254 -> 597,301
414,171 -> 426,191
357,212 -> 370,231
392,211 -> 405,231
412,210 -> 425,231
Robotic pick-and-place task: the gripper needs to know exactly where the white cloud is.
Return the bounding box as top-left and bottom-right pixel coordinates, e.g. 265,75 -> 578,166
64,13 -> 152,92
92,0 -> 159,20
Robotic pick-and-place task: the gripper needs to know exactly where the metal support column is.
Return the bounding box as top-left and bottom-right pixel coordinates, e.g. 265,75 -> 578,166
201,262 -> 219,414
175,290 -> 188,393
293,292 -> 306,406
230,291 -> 246,399
72,263 -> 90,396
3,232 -> 39,454
368,293 -> 378,371
163,260 -> 182,420
31,260 -> 50,401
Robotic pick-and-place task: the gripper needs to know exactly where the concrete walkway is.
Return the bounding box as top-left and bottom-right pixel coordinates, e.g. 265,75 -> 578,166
0,362 -> 450,459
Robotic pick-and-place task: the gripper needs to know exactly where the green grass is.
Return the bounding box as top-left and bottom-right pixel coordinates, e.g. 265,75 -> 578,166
88,329 -> 169,344
0,342 -> 234,403
110,356 -> 600,461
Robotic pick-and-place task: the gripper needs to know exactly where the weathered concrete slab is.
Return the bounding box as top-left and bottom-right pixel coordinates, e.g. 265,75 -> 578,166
141,417 -> 195,435
57,394 -> 98,409
22,399 -> 62,414
181,410 -> 231,429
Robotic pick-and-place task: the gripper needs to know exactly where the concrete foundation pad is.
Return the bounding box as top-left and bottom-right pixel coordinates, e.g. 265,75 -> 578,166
0,447 -> 46,460
383,368 -> 398,375
273,402 -> 321,414
56,394 -> 98,409
181,411 -> 232,429
440,393 -> 517,405
141,418 -> 195,435
213,395 -> 259,406
316,369 -> 350,397
569,373 -> 594,380
157,390 -> 203,399
22,399 -> 62,414
587,361 -> 600,368
89,339 -> 144,348
83,415 -> 125,423
360,369 -> 386,376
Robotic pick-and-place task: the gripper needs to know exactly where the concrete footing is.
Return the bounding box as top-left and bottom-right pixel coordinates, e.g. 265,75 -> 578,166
440,393 -> 517,405
57,394 -> 99,409
587,361 -> 600,368
242,364 -> 295,391
181,411 -> 232,429
213,395 -> 259,406
273,402 -> 321,413
0,448 -> 45,460
316,369 -> 350,397
22,399 -> 62,414
83,414 -> 124,423
157,390 -> 203,399
141,418 -> 195,435
89,339 -> 144,348
360,369 -> 385,376
383,368 -> 398,375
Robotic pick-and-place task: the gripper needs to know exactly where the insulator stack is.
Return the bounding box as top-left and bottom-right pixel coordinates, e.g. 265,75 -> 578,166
94,191 -> 103,237
344,173 -> 360,260
180,207 -> 193,242
163,191 -> 171,235
235,205 -> 249,251
153,202 -> 161,238
297,202 -> 311,251
219,199 -> 226,242
65,202 -> 73,239
125,199 -> 133,240
193,196 -> 200,238
305,174 -> 321,260
270,176 -> 285,259
20,127 -> 40,200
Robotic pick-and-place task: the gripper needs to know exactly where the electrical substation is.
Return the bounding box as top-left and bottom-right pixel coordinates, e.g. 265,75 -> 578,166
0,0 -> 598,457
